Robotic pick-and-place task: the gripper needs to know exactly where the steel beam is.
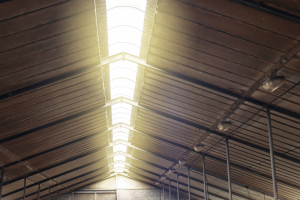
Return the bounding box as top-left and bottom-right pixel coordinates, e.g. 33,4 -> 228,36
124,170 -> 209,200
0,52 -> 298,121
225,138 -> 232,200
0,97 -> 121,145
0,53 -> 123,102
7,151 -> 245,200
4,141 -> 275,200
266,108 -> 278,200
25,170 -> 111,199
37,184 -> 40,200
169,179 -> 171,200
202,154 -> 207,200
3,145 -> 109,186
120,157 -> 248,200
4,120 -> 298,193
122,174 -> 205,200
188,168 -> 191,200
176,174 -> 179,200
163,183 -> 165,200
3,139 -> 282,200
124,53 -> 300,120
37,174 -> 114,200
23,178 -> 26,200
1,100 -> 299,171
3,157 -> 109,197
122,97 -> 300,165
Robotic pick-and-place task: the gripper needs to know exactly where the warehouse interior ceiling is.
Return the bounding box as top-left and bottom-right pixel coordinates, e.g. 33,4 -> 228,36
0,0 -> 300,199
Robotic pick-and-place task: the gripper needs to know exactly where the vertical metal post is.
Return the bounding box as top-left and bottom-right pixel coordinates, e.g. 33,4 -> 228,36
202,154 -> 207,200
56,192 -> 59,200
266,108 -> 278,200
169,179 -> 171,200
176,174 -> 179,200
48,188 -> 50,200
37,184 -> 40,200
188,168 -> 191,200
23,178 -> 26,200
163,183 -> 165,200
0,167 -> 4,200
225,138 -> 232,200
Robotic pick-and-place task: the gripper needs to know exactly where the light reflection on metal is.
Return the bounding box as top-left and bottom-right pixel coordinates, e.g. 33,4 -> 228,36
262,76 -> 285,92
218,121 -> 232,131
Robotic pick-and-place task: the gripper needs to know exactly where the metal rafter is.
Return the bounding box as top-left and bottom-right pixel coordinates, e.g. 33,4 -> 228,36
0,52 -> 299,120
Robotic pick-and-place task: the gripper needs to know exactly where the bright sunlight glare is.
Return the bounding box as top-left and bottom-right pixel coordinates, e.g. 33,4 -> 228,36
106,0 -> 147,173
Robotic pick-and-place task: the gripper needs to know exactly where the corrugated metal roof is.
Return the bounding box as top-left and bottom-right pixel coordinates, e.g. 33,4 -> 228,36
1,0 -> 300,199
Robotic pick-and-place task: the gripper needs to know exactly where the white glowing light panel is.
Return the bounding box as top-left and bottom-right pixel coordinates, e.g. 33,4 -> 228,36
106,0 -> 147,172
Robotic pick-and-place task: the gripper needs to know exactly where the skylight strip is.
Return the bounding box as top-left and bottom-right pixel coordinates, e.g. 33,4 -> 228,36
105,0 -> 147,172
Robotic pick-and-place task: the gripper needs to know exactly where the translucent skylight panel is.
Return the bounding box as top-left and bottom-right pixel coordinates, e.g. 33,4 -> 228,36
112,117 -> 130,125
113,128 -> 129,134
114,163 -> 125,169
106,0 -> 147,172
114,168 -> 124,173
108,27 -> 142,49
111,78 -> 135,90
112,113 -> 131,125
109,43 -> 140,56
112,103 -> 132,112
110,61 -> 138,72
110,68 -> 137,81
107,7 -> 145,30
110,69 -> 136,81
113,132 -> 129,141
111,107 -> 131,116
106,0 -> 147,12
113,144 -> 127,153
114,155 -> 126,162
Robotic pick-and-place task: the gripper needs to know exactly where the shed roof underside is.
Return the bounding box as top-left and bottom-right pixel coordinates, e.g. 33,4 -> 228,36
0,0 -> 300,199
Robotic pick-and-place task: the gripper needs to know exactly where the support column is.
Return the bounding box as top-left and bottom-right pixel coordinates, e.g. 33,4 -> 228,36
169,179 -> 171,200
225,138 -> 232,200
202,154 -> 207,200
23,178 -> 26,200
176,174 -> 179,200
37,184 -> 40,200
163,183 -> 165,200
188,168 -> 191,200
266,108 -> 278,200
0,168 -> 4,200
